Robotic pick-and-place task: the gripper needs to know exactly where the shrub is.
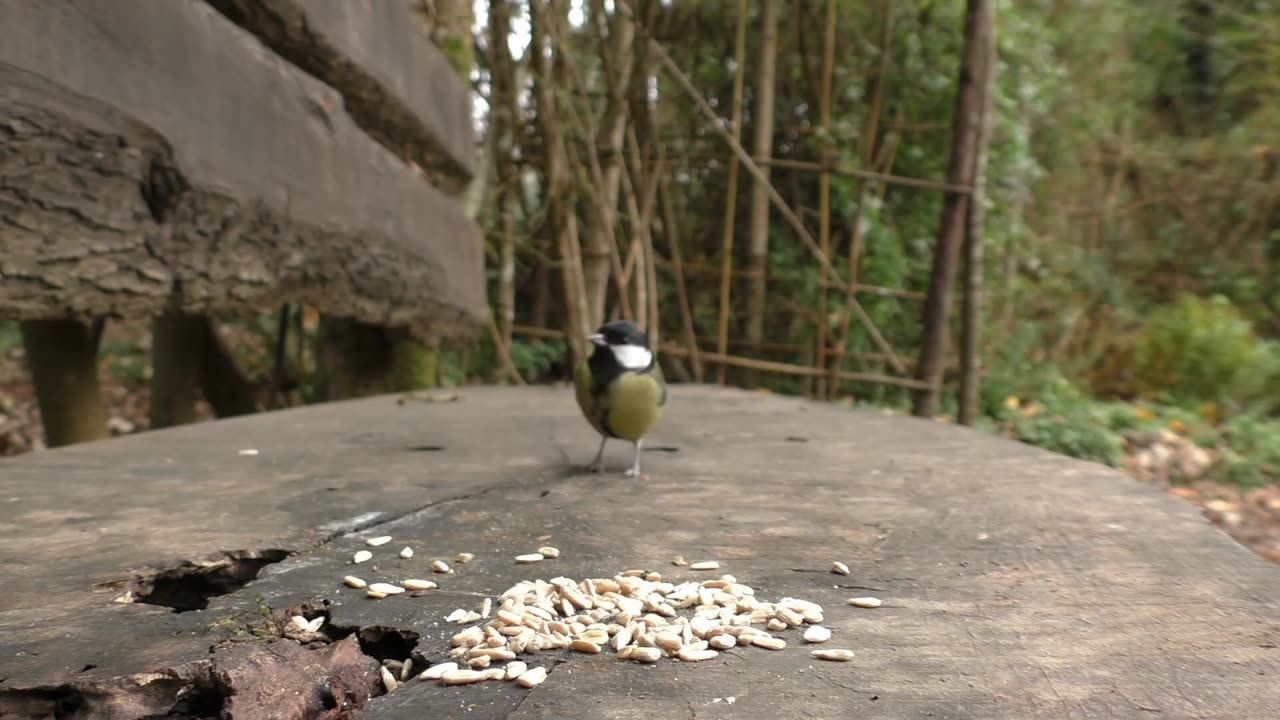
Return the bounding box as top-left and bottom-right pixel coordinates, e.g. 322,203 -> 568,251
1132,294 -> 1261,406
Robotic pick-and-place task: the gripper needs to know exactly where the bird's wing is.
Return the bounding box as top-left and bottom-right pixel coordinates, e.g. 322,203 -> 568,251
574,361 -> 609,436
652,359 -> 668,407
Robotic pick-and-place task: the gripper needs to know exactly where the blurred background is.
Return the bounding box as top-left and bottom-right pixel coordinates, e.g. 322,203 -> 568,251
2,0 -> 1278,559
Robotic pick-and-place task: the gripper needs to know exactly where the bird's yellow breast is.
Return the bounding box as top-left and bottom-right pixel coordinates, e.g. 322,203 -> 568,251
574,363 -> 665,441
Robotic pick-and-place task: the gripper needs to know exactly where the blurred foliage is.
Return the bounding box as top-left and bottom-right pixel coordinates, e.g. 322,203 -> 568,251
1133,295 -> 1263,406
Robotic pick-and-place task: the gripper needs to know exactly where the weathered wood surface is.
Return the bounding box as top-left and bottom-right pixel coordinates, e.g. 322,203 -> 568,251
1,386 -> 1279,719
0,0 -> 485,345
206,0 -> 476,191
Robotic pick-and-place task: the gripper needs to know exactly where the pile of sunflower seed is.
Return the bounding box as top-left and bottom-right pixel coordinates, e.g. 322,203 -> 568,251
337,536 -> 875,691
415,569 -> 863,688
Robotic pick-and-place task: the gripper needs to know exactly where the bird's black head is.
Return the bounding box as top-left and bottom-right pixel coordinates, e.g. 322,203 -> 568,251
588,320 -> 650,350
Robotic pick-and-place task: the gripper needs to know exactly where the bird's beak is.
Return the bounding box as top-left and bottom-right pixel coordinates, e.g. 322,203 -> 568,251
587,333 -> 606,346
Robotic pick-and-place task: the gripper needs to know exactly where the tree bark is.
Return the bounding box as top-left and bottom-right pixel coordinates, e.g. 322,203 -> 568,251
957,4 -> 999,426
149,315 -> 206,429
910,0 -> 993,418
20,319 -> 108,448
744,0 -> 779,384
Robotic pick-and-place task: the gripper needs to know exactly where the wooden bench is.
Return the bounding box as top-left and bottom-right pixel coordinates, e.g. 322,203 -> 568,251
0,0 -> 483,338
1,386 -> 1277,718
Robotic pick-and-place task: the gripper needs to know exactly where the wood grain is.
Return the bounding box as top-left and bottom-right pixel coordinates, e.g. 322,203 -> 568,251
1,386 -> 1277,718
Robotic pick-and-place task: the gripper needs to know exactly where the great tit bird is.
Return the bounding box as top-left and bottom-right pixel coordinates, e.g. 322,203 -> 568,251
573,320 -> 667,477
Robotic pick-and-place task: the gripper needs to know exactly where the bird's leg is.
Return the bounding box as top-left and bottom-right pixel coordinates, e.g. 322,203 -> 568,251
624,439 -> 643,478
589,435 -> 607,473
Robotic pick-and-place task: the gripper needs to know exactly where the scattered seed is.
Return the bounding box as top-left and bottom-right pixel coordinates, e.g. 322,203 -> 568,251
629,646 -> 662,663
505,661 -> 528,680
441,669 -> 487,686
380,665 -> 399,692
352,550 -> 373,564
402,578 -> 437,591
451,627 -> 484,647
516,666 -> 548,688
399,658 -> 414,682
672,556 -> 688,566
399,547 -> 414,559
366,536 -> 392,547
455,552 -> 475,563
446,608 -> 468,623
432,560 -> 451,573
288,615 -> 309,631
690,561 -> 720,570
570,639 -> 602,654
468,656 -> 491,669
848,597 -> 882,608
811,648 -> 855,662
766,618 -> 787,632
481,598 -> 492,618
368,583 -> 405,595
709,634 -> 737,650
515,553 -> 545,564
831,561 -> 850,576
419,662 -> 458,681
803,626 -> 832,643
538,546 -> 561,558
677,647 -> 719,662
753,636 -> 786,650
342,575 -> 367,589
366,590 -> 389,599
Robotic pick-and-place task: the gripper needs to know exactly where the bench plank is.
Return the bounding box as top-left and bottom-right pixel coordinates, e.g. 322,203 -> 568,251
1,386 -> 1278,717
0,0 -> 484,344
206,0 -> 477,192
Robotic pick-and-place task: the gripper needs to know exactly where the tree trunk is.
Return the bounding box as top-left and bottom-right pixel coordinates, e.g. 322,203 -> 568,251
814,0 -> 836,400
911,0 -> 994,418
531,0 -> 589,367
489,0 -> 519,349
715,0 -> 750,386
20,319 -> 108,447
581,0 -> 635,329
957,4 -> 999,427
744,0 -> 779,384
149,314 -> 205,429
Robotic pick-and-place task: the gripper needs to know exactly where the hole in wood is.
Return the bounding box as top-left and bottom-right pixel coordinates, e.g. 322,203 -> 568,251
404,445 -> 445,452
347,626 -> 420,665
104,549 -> 291,612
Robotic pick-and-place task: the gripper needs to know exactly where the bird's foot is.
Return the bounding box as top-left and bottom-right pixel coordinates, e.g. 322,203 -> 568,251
623,467 -> 638,478
589,460 -> 606,474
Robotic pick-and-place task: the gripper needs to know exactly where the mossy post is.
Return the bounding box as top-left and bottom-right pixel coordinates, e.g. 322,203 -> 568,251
19,319 -> 108,447
149,314 -> 206,429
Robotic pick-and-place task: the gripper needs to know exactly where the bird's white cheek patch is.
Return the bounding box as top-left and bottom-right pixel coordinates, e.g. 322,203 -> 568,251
611,344 -> 653,370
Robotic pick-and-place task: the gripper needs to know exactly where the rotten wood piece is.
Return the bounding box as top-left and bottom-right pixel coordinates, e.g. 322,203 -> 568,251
2,386 -> 1279,718
0,0 -> 485,346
